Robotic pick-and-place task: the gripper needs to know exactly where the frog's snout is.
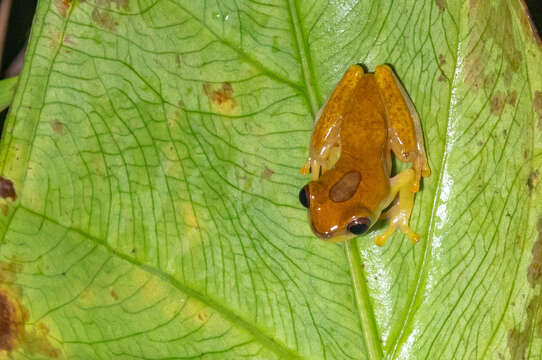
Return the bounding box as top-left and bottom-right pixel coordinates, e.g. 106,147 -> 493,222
309,223 -> 333,240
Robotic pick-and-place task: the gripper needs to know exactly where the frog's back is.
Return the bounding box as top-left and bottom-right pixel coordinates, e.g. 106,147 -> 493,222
339,74 -> 388,161
335,74 -> 391,216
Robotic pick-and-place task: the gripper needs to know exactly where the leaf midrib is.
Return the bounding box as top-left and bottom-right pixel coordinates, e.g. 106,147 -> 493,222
284,2 -> 384,358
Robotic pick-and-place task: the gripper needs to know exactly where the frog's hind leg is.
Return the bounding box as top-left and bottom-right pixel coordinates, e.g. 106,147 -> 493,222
374,65 -> 430,192
374,168 -> 420,246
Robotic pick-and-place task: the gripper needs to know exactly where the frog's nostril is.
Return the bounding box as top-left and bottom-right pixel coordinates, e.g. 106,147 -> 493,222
347,217 -> 371,235
299,186 -> 310,208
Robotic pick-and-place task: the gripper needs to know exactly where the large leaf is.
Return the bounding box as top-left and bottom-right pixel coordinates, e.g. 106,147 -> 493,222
0,0 -> 541,359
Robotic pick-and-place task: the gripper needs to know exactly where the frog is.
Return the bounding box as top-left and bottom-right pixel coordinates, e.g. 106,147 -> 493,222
298,64 -> 430,246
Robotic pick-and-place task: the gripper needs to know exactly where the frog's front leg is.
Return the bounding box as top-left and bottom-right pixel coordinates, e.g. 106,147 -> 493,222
374,168 -> 420,246
300,97 -> 340,181
301,65 -> 365,180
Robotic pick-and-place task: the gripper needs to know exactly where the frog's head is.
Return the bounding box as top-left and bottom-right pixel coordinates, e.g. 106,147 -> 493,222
299,169 -> 381,241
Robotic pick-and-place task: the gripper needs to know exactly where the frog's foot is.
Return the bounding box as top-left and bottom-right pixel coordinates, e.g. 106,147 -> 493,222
375,203 -> 421,246
300,158 -> 328,180
374,168 -> 421,246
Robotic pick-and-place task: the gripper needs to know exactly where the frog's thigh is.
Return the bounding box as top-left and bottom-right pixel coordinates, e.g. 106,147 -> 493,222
375,65 -> 430,189
374,168 -> 420,246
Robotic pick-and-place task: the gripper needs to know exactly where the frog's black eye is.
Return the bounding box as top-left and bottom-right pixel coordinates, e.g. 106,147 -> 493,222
347,218 -> 371,235
299,186 -> 310,208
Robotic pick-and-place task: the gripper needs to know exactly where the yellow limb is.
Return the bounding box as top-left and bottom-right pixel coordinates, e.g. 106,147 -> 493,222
374,168 -> 421,246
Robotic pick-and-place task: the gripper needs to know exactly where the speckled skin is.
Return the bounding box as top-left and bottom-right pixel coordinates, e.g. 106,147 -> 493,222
300,64 -> 430,245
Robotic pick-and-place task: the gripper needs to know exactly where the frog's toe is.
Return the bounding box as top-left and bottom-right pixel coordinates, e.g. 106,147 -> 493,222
300,161 -> 311,175
409,180 -> 420,193
374,235 -> 388,247
406,230 -> 421,244
422,166 -> 431,178
311,160 -> 322,180
374,225 -> 396,246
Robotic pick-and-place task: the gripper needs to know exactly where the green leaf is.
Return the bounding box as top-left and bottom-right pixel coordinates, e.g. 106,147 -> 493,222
0,0 -> 541,359
0,76 -> 19,112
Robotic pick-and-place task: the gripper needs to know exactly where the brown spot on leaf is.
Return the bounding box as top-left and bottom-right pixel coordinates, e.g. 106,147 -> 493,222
260,166 -> 274,180
197,312 -> 206,322
110,289 -> 119,300
438,74 -> 447,82
435,0 -> 446,11
50,120 -> 63,134
506,90 -> 517,106
0,291 -> 23,352
115,0 -> 129,9
438,54 -> 446,65
17,321 -> 60,358
0,262 -> 60,357
202,82 -> 238,114
49,33 -> 63,50
527,170 -> 540,191
465,0 -> 523,91
508,326 -> 529,360
204,82 -> 235,105
0,262 -> 21,285
503,65 -> 515,87
92,8 -> 118,31
528,218 -> 542,286
39,323 -> 50,335
465,54 -> 485,90
483,73 -> 497,90
435,0 -> 448,11
490,92 -> 505,115
178,99 -> 185,108
509,219 -> 542,358
0,177 -> 16,201
55,0 -> 72,18
509,218 -> 542,358
330,171 -> 361,202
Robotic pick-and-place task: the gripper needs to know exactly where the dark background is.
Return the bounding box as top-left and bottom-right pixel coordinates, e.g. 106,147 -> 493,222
1,0 -> 36,77
1,0 -> 541,78
0,0 -> 541,81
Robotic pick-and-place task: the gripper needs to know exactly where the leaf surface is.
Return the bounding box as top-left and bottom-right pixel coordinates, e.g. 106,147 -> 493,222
0,77 -> 19,112
0,0 -> 541,359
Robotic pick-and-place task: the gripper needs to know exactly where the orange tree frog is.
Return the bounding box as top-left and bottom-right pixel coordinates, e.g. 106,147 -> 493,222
298,64 -> 430,246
